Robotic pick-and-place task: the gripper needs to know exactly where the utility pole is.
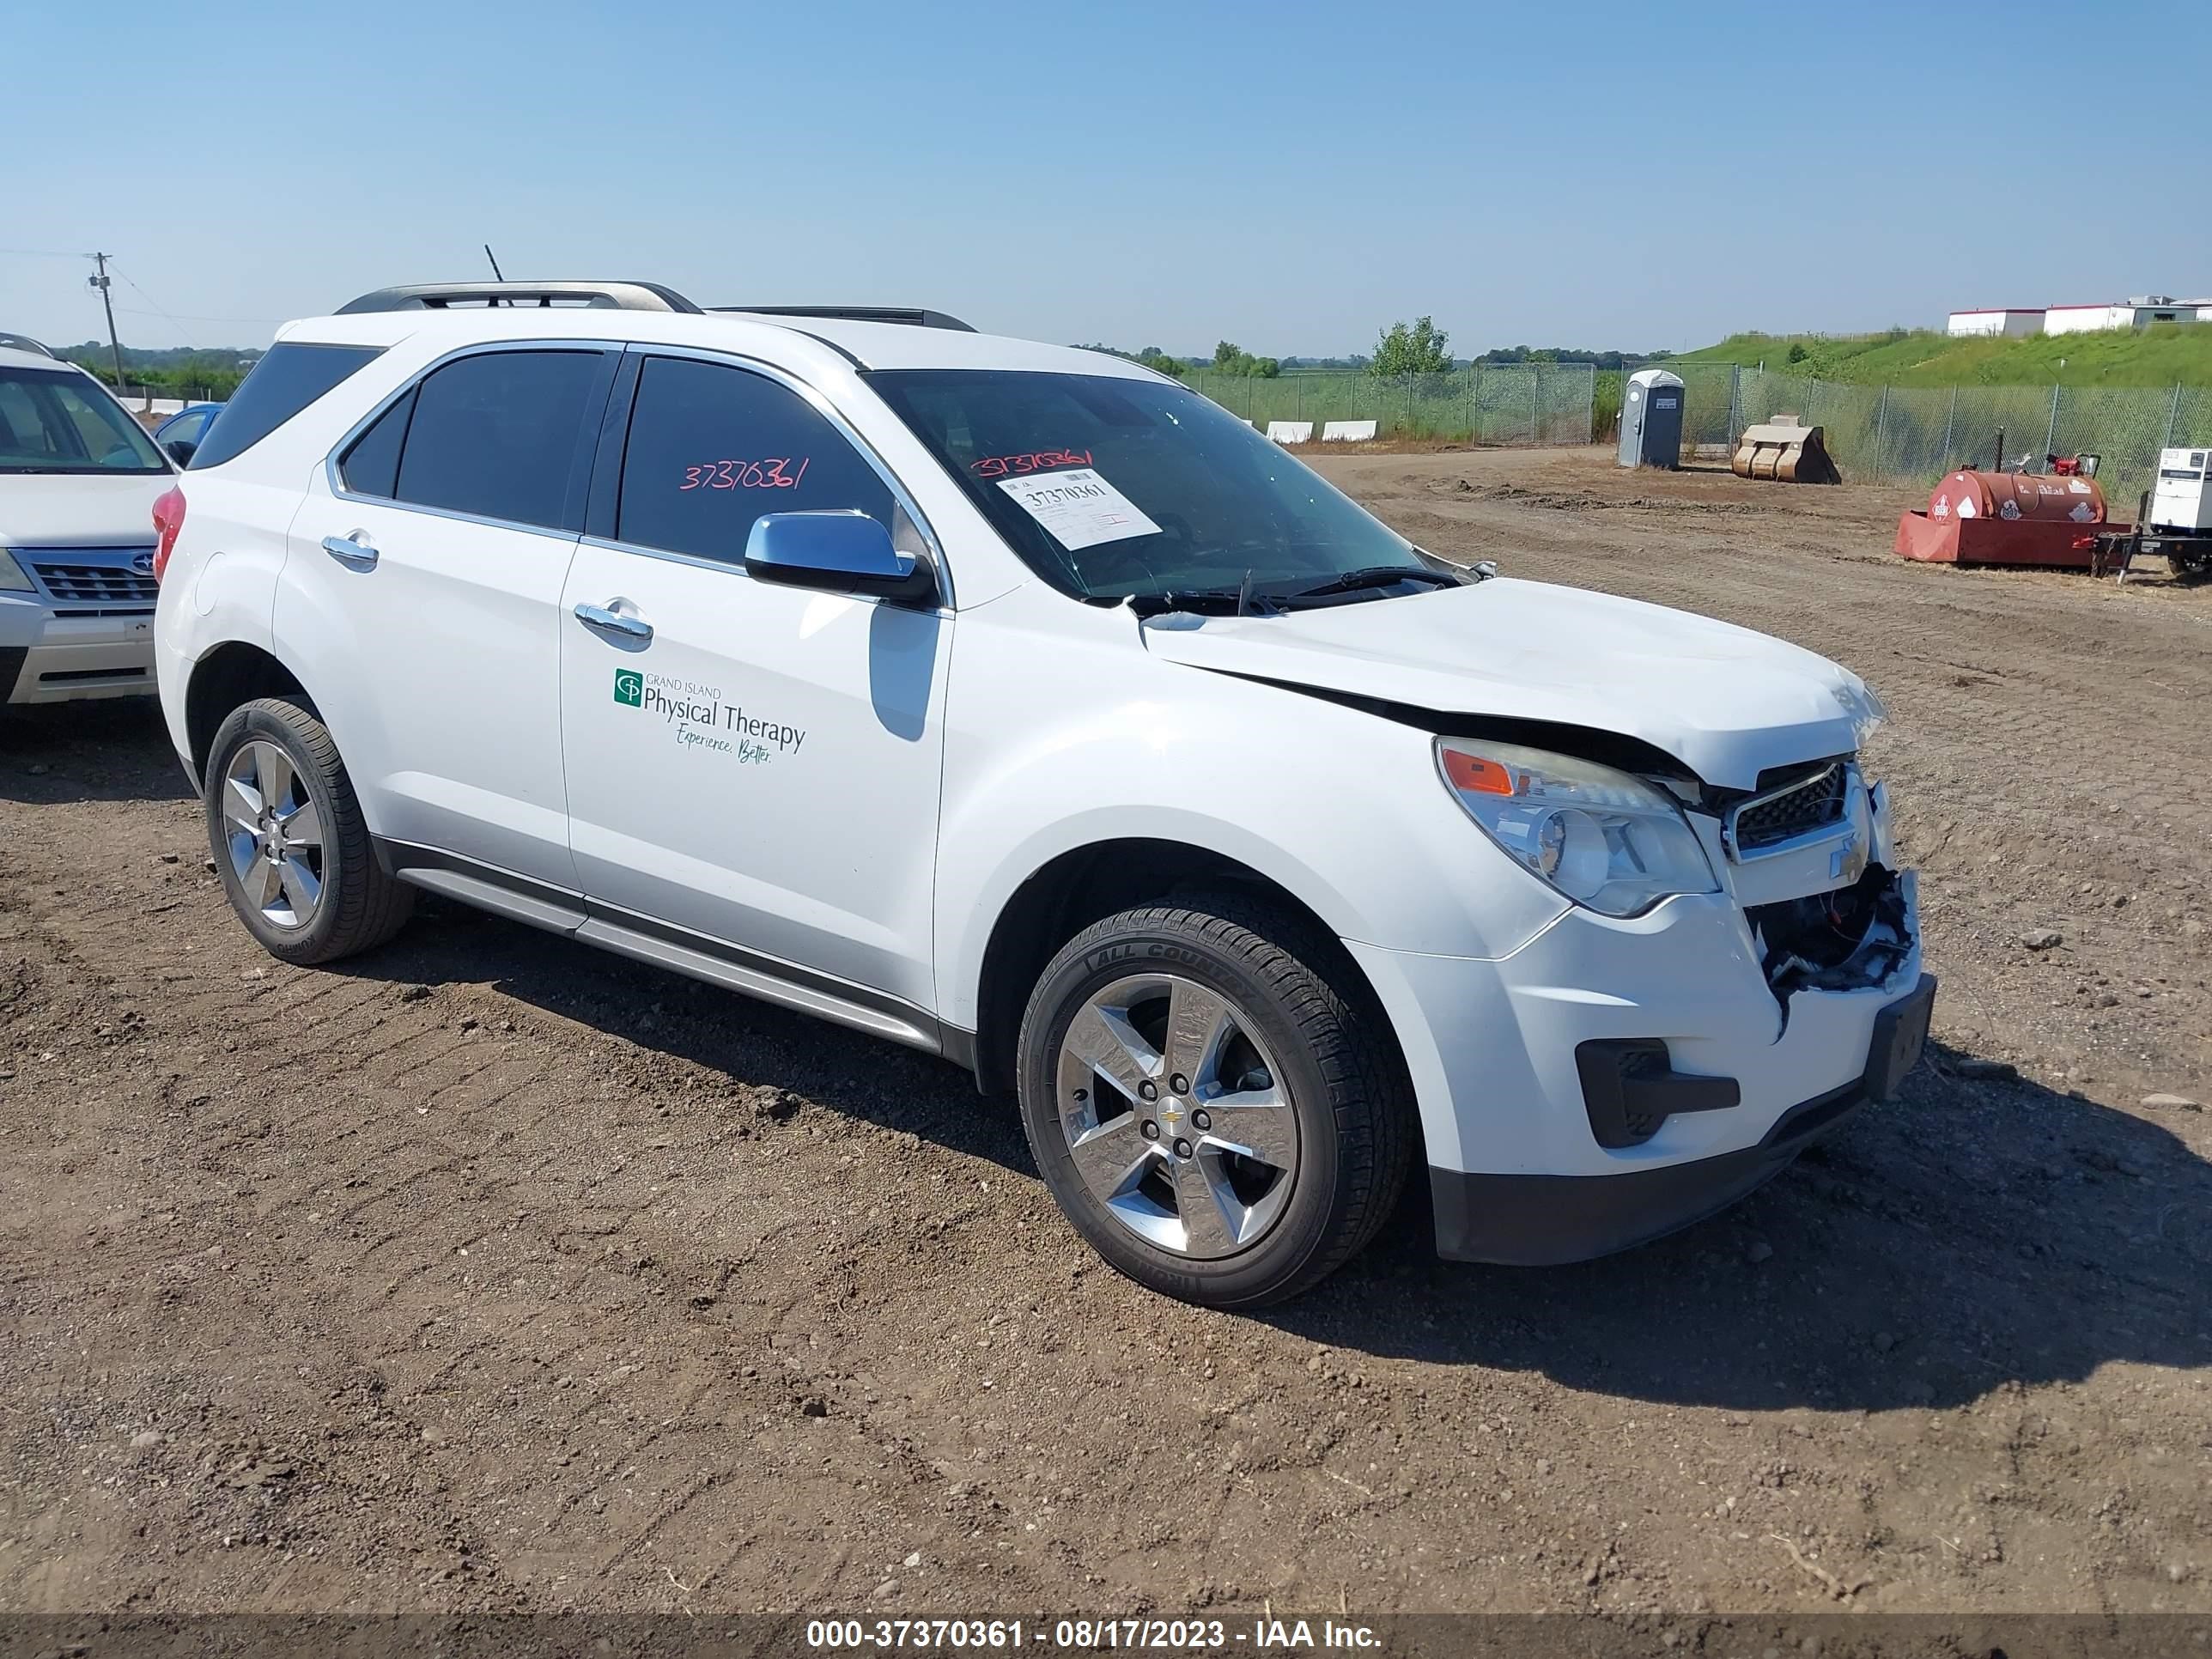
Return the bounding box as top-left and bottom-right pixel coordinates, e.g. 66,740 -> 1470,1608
88,252 -> 126,394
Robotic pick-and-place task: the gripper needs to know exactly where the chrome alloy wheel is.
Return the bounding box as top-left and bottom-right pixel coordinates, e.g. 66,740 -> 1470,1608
1054,973 -> 1299,1260
222,740 -> 325,930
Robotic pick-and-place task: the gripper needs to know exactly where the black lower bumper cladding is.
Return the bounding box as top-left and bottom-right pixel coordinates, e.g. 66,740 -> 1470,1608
1433,973 -> 1936,1266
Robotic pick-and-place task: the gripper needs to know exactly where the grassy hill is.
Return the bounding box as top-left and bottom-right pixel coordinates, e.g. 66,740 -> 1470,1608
1670,324 -> 2212,387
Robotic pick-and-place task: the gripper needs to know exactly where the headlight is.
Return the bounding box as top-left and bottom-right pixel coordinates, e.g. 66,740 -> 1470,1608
1435,737 -> 1718,918
0,549 -> 33,592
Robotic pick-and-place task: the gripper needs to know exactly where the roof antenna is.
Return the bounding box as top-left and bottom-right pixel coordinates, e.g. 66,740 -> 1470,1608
483,244 -> 505,281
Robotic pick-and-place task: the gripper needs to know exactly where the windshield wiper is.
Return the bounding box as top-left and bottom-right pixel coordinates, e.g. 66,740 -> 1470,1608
1126,588 -> 1256,619
1278,564 -> 1463,603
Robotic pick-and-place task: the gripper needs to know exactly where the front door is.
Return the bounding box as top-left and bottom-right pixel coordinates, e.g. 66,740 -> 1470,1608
278,344 -> 617,889
557,352 -> 951,1012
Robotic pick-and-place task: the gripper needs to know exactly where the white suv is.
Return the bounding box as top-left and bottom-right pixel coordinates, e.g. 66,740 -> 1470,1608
2,338 -> 176,706
153,282 -> 1932,1306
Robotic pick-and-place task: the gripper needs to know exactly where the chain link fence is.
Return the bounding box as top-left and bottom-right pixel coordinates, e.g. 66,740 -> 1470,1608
1183,360 -> 2209,509
1729,372 -> 2210,506
1182,364 -> 1595,447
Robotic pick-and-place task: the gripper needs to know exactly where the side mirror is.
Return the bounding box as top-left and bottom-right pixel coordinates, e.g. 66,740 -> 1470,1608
743,511 -> 936,605
163,438 -> 197,465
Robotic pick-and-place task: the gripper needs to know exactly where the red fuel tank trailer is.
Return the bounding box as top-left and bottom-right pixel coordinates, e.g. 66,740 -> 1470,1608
1894,470 -> 2108,568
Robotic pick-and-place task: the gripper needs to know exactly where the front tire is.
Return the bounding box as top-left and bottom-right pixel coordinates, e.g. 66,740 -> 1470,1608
204,696 -> 412,965
1015,891 -> 1414,1307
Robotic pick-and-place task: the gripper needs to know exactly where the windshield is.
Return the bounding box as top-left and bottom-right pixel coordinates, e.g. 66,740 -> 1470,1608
866,368 -> 1428,603
0,368 -> 167,475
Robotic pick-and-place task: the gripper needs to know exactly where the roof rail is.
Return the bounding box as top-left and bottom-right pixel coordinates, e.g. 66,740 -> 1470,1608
0,331 -> 58,358
336,282 -> 702,315
710,305 -> 976,333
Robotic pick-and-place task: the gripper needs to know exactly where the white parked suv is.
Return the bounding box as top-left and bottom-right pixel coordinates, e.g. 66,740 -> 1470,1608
153,282 -> 1932,1306
2,337 -> 176,706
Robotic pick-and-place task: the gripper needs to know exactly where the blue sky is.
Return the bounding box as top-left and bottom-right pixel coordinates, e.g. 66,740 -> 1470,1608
8,0 -> 2207,357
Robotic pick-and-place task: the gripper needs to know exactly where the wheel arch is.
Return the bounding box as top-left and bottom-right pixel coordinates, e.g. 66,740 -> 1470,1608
184,641 -> 311,787
966,836 -> 1407,1109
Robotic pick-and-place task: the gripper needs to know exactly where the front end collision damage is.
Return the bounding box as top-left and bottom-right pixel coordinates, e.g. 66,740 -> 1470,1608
1749,863 -> 1917,1000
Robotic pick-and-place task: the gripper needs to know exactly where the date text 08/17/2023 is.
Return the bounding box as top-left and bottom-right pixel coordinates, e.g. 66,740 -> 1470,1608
804,1615 -> 1383,1650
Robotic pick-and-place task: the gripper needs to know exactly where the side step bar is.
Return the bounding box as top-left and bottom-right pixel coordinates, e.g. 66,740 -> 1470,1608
398,862 -> 588,934
571,919 -> 935,1051
386,844 -> 945,1058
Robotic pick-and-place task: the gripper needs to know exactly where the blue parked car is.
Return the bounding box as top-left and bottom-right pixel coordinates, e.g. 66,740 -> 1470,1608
154,402 -> 223,465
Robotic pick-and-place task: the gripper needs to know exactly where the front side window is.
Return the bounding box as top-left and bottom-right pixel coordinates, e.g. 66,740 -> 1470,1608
390,349 -> 606,531
866,369 -> 1429,603
0,368 -> 167,474
615,356 -> 894,564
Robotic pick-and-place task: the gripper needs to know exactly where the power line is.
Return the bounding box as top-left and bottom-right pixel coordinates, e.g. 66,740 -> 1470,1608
108,264 -> 198,349
0,246 -> 86,258
113,307 -> 279,326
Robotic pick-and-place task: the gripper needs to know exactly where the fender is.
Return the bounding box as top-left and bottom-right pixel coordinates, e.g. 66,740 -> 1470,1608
930,592 -> 1569,1033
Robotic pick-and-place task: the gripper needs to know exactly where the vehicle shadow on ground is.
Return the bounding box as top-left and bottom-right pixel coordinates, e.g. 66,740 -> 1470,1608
334,900 -> 1037,1178
1281,1039 -> 2212,1413
0,701 -> 192,805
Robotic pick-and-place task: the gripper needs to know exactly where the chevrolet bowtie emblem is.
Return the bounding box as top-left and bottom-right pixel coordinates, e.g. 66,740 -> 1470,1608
1832,830 -> 1865,883
1158,1105 -> 1184,1128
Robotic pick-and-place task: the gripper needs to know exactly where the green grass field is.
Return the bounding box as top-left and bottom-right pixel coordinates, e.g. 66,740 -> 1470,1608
1668,324 -> 2212,388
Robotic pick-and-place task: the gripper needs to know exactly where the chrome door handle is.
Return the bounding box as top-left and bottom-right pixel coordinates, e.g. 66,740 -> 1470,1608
573,601 -> 653,642
321,532 -> 378,570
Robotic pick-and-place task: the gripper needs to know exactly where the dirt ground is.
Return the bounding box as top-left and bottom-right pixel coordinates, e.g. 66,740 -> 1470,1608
3,447 -> 2208,1622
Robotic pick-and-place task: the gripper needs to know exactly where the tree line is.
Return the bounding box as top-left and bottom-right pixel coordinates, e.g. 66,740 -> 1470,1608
1084,319 -> 1665,380
52,342 -> 262,399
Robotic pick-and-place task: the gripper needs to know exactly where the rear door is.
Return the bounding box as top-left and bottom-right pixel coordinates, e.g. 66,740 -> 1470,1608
556,349 -> 951,1015
276,343 -> 617,887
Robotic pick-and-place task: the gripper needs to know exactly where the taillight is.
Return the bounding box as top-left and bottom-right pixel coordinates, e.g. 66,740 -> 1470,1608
151,486 -> 186,582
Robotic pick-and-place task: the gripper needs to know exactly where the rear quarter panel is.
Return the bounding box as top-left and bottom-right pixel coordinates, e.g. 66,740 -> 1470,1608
154,463 -> 316,771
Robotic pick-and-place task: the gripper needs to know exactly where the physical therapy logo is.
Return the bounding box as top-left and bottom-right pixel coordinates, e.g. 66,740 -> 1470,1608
613,670 -> 805,764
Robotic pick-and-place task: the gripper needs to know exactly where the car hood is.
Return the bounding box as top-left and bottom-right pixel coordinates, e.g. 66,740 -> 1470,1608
1139,577 -> 1878,790
0,472 -> 173,549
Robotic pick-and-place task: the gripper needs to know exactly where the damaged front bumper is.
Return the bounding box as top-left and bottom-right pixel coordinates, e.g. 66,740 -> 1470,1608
1345,775 -> 1931,1265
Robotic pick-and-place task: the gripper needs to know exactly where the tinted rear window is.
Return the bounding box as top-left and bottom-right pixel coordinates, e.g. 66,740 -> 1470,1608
338,386 -> 415,499
391,349 -> 606,531
189,343 -> 381,469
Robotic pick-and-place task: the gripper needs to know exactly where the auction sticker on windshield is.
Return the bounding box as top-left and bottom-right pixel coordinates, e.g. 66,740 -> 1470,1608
996,467 -> 1161,551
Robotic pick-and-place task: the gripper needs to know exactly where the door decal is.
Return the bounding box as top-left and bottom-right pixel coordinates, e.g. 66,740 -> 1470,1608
611,669 -> 808,763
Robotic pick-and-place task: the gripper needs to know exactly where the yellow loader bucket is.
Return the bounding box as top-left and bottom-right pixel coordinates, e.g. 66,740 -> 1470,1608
1731,416 -> 1842,484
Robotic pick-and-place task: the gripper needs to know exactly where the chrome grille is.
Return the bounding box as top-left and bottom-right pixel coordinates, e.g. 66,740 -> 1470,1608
1732,763 -> 1848,853
29,556 -> 160,604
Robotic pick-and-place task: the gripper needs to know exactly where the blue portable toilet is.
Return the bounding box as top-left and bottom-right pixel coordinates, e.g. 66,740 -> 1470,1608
1619,368 -> 1685,469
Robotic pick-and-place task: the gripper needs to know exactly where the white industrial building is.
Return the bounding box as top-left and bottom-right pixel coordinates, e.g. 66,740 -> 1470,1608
2042,295 -> 2212,336
1946,294 -> 2210,337
1946,307 -> 2045,337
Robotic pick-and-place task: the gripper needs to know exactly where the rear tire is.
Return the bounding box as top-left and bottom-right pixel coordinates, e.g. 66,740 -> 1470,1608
1015,890 -> 1413,1307
204,696 -> 412,965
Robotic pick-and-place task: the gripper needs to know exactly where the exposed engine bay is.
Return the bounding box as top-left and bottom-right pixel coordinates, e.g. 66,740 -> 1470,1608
1746,864 -> 1915,999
